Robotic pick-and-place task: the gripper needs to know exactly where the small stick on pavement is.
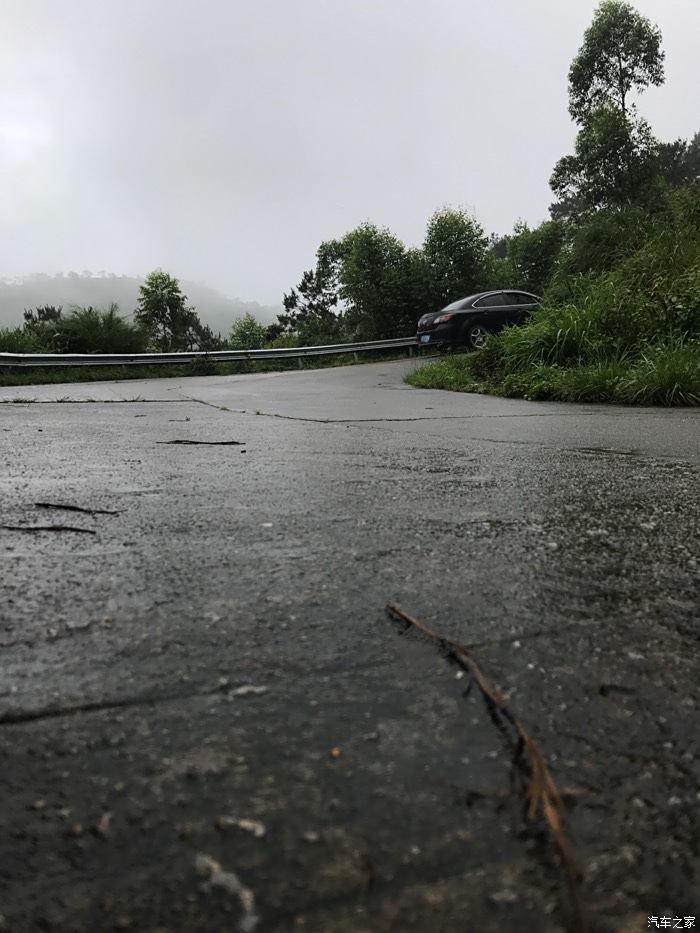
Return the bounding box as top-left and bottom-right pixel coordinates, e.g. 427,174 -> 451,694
156,439 -> 245,446
1,525 -> 96,535
35,502 -> 121,516
385,601 -> 587,933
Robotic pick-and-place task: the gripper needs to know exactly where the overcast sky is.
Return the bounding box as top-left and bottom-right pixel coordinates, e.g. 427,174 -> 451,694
1,0 -> 698,306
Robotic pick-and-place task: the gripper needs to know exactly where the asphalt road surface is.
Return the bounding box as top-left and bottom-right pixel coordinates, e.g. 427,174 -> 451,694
1,359 -> 698,933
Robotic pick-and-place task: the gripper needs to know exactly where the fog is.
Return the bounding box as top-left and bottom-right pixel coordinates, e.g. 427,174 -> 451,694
1,0 -> 698,307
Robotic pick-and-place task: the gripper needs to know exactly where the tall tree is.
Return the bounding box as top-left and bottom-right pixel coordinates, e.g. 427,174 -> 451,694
568,0 -> 664,123
135,270 -> 217,351
551,2 -> 665,218
279,241 -> 342,345
550,105 -> 659,213
336,223 -> 416,340
422,208 -> 488,308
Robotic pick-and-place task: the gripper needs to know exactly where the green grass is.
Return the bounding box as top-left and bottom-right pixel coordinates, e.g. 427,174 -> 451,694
408,193 -> 700,408
406,340 -> 700,406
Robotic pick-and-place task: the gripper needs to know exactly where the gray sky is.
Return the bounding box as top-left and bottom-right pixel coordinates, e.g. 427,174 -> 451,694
2,0 -> 698,305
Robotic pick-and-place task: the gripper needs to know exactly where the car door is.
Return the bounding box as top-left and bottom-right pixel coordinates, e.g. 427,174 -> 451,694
473,292 -> 508,329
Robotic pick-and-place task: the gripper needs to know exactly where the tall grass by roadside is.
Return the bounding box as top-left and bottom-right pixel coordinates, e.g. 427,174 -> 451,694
407,191 -> 700,407
408,340 -> 699,406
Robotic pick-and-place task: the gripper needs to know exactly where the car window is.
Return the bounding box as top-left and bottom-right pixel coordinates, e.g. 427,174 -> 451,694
506,292 -> 533,305
441,297 -> 471,312
475,293 -> 504,308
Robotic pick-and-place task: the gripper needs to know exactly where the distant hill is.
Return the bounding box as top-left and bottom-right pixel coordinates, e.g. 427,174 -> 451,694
0,273 -> 281,335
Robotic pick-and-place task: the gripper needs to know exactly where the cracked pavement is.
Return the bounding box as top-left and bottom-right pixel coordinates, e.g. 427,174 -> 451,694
1,359 -> 699,932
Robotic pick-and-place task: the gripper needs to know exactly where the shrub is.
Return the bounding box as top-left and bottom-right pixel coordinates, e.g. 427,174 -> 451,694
55,305 -> 148,354
229,313 -> 268,350
408,186 -> 700,407
0,327 -> 46,352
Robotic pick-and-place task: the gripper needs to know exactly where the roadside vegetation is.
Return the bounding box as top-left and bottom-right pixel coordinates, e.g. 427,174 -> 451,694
408,2 -> 700,406
409,188 -> 700,405
1,2 -> 697,402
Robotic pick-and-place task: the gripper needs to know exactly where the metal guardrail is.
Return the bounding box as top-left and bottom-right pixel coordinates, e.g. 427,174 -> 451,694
0,336 -> 418,368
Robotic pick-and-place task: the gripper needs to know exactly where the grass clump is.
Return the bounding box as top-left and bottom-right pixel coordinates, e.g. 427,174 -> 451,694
407,192 -> 700,407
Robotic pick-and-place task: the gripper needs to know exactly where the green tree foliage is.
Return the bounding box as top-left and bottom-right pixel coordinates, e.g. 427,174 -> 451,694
424,186 -> 700,405
228,313 -> 268,350
548,205 -> 654,293
23,305 -> 63,326
550,105 -> 660,214
135,269 -> 221,351
335,223 -> 418,340
568,0 -> 664,123
421,209 -> 489,308
279,242 -> 343,345
280,225 -> 423,343
657,132 -> 700,188
9,304 -> 148,353
503,221 -> 565,295
551,2 -> 666,219
55,305 -> 148,353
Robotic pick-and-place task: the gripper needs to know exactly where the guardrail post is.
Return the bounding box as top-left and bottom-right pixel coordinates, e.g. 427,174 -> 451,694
353,352 -> 359,362
297,357 -> 303,369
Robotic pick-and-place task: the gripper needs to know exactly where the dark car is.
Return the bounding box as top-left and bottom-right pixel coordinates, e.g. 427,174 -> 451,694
416,290 -> 541,350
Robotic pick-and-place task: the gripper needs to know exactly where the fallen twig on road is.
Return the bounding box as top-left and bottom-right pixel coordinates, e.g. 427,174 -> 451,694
35,502 -> 121,516
1,524 -> 96,535
385,601 -> 587,933
156,439 -> 245,446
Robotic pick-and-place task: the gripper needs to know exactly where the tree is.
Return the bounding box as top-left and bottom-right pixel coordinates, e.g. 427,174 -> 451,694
23,305 -> 62,326
336,223 -> 417,340
550,105 -> 660,213
135,270 -> 213,351
53,304 -> 148,354
657,132 -> 700,188
422,208 -> 489,308
568,0 -> 664,123
228,313 -> 268,350
279,241 -> 342,345
504,220 -> 565,295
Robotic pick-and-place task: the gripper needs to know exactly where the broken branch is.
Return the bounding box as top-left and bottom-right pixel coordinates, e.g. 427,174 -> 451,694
1,525 -> 96,535
156,439 -> 245,446
34,502 -> 121,516
385,601 -> 587,933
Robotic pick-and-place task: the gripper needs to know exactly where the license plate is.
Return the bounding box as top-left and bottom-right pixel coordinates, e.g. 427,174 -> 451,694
419,335 -> 431,344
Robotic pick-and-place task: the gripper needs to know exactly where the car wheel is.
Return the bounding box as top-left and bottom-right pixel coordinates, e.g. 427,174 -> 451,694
465,323 -> 489,350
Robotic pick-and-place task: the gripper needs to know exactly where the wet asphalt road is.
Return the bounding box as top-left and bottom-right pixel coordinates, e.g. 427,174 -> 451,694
1,359 -> 698,933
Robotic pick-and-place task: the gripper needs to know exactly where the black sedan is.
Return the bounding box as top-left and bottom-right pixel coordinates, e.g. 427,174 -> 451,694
416,290 -> 541,350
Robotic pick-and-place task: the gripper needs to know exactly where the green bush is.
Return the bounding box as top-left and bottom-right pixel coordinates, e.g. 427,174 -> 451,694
408,187 -> 700,407
0,327 -> 45,352
228,313 -> 268,350
54,305 -> 148,354
15,304 -> 148,355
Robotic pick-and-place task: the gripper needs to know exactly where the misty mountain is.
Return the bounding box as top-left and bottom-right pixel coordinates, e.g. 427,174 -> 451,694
0,273 -> 281,335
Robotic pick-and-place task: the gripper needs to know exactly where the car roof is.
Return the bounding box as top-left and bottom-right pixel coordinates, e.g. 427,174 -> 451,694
441,290 -> 540,311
